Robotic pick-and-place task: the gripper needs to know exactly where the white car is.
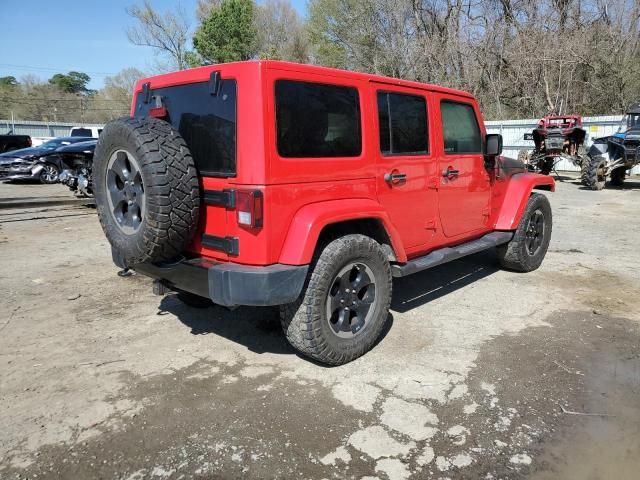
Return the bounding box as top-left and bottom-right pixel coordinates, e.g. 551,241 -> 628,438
69,126 -> 103,138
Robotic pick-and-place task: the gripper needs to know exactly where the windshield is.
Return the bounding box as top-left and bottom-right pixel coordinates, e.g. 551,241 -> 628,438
627,114 -> 640,129
40,139 -> 72,150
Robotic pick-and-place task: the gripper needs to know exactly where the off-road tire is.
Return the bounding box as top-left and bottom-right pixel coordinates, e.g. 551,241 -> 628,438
93,117 -> 200,265
176,291 -> 212,308
579,157 -> 590,185
610,167 -> 626,187
280,234 -> 392,366
497,193 -> 552,273
585,154 -> 607,191
540,158 -> 554,176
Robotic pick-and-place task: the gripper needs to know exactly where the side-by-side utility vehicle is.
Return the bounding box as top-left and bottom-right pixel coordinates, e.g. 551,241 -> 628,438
584,102 -> 640,190
519,115 -> 587,176
93,61 -> 555,365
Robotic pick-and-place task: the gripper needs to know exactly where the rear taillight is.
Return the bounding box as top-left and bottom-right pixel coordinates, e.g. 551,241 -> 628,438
27,137 -> 32,147
149,106 -> 168,118
236,190 -> 263,229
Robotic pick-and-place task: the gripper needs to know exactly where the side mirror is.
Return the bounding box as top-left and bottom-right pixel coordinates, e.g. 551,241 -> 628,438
485,134 -> 503,157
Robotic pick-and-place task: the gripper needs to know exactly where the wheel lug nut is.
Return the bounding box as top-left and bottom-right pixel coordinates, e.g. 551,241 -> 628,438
352,289 -> 356,293
128,200 -> 133,206
344,307 -> 349,311
352,301 -> 356,305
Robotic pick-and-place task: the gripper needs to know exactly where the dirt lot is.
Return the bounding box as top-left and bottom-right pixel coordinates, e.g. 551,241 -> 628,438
1,177 -> 639,480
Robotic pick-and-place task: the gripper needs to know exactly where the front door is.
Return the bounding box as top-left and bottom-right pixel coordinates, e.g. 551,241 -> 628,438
435,96 -> 491,238
371,83 -> 439,250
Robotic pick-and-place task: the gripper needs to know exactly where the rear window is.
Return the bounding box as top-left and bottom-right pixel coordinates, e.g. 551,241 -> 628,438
134,79 -> 237,177
377,92 -> 428,155
275,80 -> 361,158
70,128 -> 92,137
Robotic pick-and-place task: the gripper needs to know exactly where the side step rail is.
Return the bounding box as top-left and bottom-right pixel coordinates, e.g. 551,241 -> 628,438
392,231 -> 513,277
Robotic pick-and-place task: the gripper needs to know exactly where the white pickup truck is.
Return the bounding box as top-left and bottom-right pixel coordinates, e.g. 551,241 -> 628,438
69,126 -> 103,138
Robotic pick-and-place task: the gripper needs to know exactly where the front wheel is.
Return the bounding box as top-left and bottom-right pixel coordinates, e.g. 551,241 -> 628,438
39,164 -> 59,184
497,193 -> 552,272
280,234 -> 392,366
585,155 -> 607,190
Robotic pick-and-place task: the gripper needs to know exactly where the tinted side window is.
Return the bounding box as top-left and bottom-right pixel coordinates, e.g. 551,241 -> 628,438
134,79 -> 237,176
377,92 -> 428,155
441,101 -> 482,154
275,80 -> 361,158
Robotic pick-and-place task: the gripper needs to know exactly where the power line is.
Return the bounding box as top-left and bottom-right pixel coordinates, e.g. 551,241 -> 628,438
0,98 -> 128,112
0,96 -> 130,104
0,63 -> 116,76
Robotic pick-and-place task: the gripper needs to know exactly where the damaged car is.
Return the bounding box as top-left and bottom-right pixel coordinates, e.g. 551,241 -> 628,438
0,136 -> 92,183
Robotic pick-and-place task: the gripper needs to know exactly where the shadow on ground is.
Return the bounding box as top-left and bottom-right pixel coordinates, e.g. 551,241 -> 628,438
391,250 -> 500,313
157,250 -> 501,353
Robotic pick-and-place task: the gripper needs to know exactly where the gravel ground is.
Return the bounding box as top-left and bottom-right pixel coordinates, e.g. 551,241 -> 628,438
0,176 -> 639,480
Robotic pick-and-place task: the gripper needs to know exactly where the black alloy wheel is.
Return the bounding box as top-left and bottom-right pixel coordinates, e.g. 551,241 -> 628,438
325,262 -> 377,338
524,209 -> 545,256
106,149 -> 145,235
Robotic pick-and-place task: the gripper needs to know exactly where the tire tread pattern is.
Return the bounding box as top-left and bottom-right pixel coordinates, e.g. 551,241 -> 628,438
497,193 -> 552,273
280,235 -> 392,366
93,117 -> 200,265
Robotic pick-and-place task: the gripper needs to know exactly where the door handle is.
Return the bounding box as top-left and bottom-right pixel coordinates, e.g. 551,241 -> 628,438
442,167 -> 459,179
384,172 -> 407,184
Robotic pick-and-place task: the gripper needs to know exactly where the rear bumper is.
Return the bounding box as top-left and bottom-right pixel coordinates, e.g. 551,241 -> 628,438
115,250 -> 308,307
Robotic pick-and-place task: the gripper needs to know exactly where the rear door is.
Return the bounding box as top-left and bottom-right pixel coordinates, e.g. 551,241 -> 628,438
434,96 -> 491,238
370,82 -> 438,250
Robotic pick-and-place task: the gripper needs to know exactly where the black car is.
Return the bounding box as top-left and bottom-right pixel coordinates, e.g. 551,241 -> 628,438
0,136 -> 93,183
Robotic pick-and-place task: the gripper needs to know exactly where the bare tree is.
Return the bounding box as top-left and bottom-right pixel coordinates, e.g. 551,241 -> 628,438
126,0 -> 191,70
255,0 -> 309,62
308,0 -> 640,119
196,0 -> 222,22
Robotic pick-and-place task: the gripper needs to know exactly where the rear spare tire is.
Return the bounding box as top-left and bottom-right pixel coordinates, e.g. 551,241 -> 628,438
93,117 -> 200,265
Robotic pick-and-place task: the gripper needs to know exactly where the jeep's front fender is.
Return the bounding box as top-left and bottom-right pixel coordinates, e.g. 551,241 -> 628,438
278,199 -> 407,265
494,173 -> 555,230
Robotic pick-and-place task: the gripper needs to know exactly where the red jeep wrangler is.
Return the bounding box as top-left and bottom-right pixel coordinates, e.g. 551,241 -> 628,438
93,61 -> 554,365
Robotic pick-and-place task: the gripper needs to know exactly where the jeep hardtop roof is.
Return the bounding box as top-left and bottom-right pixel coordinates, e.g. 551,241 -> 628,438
132,60 -> 475,103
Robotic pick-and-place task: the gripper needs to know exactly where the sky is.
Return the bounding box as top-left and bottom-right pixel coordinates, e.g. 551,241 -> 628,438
0,0 -> 307,90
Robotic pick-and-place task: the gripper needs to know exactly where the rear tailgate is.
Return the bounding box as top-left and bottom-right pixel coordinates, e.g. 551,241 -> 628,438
132,75 -> 238,261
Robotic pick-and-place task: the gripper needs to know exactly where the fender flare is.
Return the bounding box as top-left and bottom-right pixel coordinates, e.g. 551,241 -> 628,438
278,198 -> 407,265
494,173 -> 555,230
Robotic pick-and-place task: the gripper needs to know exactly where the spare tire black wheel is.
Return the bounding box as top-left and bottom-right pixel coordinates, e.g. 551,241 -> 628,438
93,117 -> 200,265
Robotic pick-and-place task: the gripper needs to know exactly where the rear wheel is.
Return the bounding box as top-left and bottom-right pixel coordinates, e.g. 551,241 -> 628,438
585,154 -> 607,190
610,167 -> 626,187
280,234 -> 392,366
497,193 -> 552,272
